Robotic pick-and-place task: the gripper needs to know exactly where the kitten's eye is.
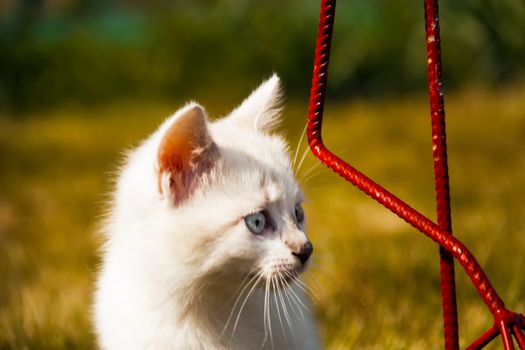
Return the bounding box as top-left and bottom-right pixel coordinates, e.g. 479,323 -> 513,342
294,203 -> 305,224
245,211 -> 266,235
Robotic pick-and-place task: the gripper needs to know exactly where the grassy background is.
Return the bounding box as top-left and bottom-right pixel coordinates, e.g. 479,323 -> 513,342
2,0 -> 525,348
1,83 -> 524,349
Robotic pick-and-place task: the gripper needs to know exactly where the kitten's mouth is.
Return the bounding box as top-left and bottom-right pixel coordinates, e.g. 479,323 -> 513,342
265,265 -> 302,286
248,261 -> 305,290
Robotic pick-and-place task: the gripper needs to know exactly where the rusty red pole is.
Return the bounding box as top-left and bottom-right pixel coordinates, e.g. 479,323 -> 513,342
423,0 -> 460,348
307,0 -> 525,348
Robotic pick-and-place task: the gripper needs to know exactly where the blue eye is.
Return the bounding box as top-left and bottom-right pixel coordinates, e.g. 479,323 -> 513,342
295,203 -> 305,224
245,211 -> 266,235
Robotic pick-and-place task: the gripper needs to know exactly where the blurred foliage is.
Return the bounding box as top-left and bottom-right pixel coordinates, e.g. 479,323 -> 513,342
0,0 -> 524,111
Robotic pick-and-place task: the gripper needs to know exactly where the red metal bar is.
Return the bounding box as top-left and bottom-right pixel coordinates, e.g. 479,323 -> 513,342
466,325 -> 499,350
500,320 -> 516,350
307,0 -> 525,348
308,0 -> 505,316
512,324 -> 525,349
423,0 -> 460,348
466,315 -> 525,350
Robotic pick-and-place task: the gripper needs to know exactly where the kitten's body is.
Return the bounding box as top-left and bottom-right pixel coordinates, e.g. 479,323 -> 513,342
94,76 -> 320,349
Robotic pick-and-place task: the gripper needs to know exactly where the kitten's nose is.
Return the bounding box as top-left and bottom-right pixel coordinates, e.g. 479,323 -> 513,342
292,241 -> 313,265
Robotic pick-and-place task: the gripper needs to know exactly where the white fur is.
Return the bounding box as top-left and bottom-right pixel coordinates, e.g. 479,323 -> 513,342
94,75 -> 321,350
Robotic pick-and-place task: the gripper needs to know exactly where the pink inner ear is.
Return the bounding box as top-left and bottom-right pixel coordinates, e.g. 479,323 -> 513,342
156,106 -> 213,200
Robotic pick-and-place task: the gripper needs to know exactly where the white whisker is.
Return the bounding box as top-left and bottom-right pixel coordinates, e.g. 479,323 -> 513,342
281,271 -> 313,315
271,276 -> 286,339
264,277 -> 274,348
293,277 -> 319,301
304,272 -> 322,294
295,146 -> 310,174
299,162 -> 323,184
292,124 -> 308,171
280,275 -> 306,320
220,272 -> 261,338
229,273 -> 264,344
299,144 -> 349,184
276,273 -> 296,347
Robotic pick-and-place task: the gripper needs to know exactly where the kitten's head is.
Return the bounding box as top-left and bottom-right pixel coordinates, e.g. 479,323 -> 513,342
115,75 -> 312,291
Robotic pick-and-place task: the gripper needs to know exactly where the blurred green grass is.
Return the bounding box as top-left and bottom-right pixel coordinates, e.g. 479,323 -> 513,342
1,85 -> 525,349
2,0 -> 525,111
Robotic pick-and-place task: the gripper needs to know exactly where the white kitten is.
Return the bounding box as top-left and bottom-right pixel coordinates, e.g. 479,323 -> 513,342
94,75 -> 321,350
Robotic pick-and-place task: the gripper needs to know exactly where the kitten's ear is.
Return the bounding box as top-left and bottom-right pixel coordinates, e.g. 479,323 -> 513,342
228,74 -> 283,133
157,104 -> 217,205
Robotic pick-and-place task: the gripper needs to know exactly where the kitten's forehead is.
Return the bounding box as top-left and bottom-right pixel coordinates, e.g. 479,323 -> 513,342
211,120 -> 290,169
262,168 -> 302,204
209,120 -> 302,206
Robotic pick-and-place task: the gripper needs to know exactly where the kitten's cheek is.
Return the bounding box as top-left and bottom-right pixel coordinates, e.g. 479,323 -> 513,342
244,227 -> 272,241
